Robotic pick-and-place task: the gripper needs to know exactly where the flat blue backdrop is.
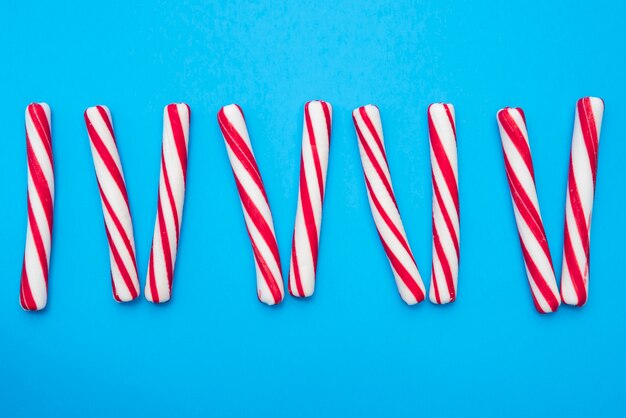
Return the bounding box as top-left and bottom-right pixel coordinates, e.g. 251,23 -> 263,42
1,1 -> 624,417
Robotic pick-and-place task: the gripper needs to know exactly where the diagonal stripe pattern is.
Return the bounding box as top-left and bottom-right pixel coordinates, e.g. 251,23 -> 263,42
428,103 -> 460,304
217,104 -> 285,305
145,103 -> 191,303
352,104 -> 426,305
288,101 -> 332,298
561,97 -> 604,307
85,105 -> 140,302
497,107 -> 560,313
20,103 -> 54,311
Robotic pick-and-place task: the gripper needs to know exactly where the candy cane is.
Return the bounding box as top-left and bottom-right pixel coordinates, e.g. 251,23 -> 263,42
20,103 -> 54,311
145,103 -> 190,303
288,101 -> 332,298
217,104 -> 284,305
352,105 -> 425,305
561,97 -> 604,307
85,105 -> 140,302
497,107 -> 560,313
428,103 -> 460,304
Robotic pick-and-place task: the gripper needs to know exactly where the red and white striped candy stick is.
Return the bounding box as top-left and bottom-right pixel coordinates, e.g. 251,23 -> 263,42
145,103 -> 190,303
85,105 -> 140,302
20,103 -> 54,311
288,101 -> 332,298
352,105 -> 426,305
217,104 -> 284,305
497,107 -> 561,313
428,103 -> 460,304
561,97 -> 604,307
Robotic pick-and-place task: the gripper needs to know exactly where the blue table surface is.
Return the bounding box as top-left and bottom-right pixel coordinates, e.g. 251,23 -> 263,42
1,1 -> 625,417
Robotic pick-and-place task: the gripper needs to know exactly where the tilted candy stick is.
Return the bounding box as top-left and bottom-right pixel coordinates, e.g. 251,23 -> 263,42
352,105 -> 426,304
428,103 -> 460,304
217,104 -> 284,305
561,97 -> 604,307
145,103 -> 190,303
497,107 -> 560,313
85,105 -> 140,302
20,103 -> 54,311
289,101 -> 332,298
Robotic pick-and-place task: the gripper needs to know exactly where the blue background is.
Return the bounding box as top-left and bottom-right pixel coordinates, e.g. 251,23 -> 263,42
1,1 -> 624,417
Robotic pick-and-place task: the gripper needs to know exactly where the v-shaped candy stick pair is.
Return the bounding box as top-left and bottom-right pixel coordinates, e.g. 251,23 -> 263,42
217,102 -> 333,306
497,97 -> 604,313
352,104 -> 459,306
84,104 -> 190,305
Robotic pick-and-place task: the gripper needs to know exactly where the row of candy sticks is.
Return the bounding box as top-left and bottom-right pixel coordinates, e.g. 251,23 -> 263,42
19,97 -> 603,313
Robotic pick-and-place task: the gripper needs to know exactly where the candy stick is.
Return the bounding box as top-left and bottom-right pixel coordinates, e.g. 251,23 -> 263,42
352,105 -> 426,305
145,103 -> 190,303
561,97 -> 604,306
497,107 -> 560,313
20,103 -> 54,311
85,105 -> 140,302
288,101 -> 332,298
217,104 -> 284,305
428,103 -> 460,304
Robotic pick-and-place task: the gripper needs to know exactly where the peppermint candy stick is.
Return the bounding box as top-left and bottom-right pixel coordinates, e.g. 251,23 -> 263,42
561,97 -> 604,306
352,105 -> 426,305
497,107 -> 560,313
20,103 -> 54,311
217,104 -> 284,305
428,103 -> 460,304
289,101 -> 332,298
85,105 -> 140,302
145,103 -> 190,303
